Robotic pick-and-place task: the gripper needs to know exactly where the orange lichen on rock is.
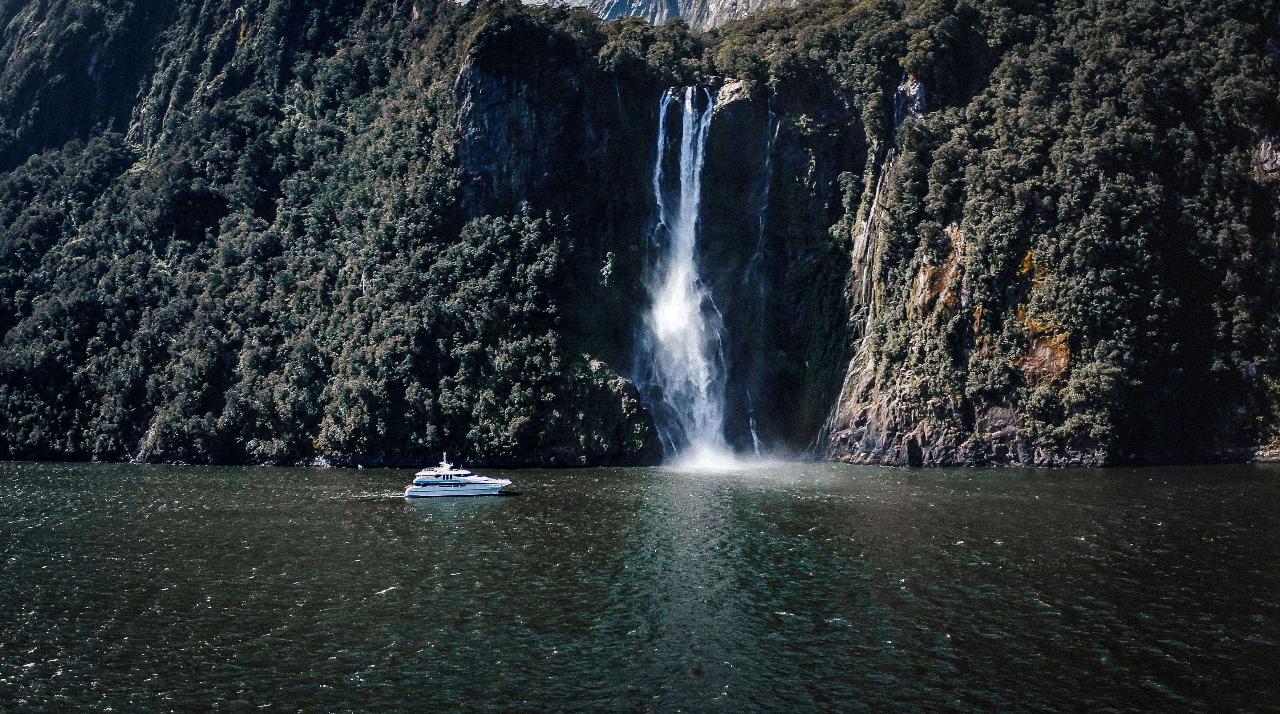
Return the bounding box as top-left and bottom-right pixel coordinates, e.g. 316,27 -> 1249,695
1017,305 -> 1070,383
236,7 -> 250,44
911,224 -> 965,316
1019,250 -> 1035,277
1024,316 -> 1055,335
1018,249 -> 1051,285
1021,332 -> 1070,383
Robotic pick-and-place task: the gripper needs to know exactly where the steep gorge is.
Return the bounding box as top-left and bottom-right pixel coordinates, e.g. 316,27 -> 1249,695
0,0 -> 1277,467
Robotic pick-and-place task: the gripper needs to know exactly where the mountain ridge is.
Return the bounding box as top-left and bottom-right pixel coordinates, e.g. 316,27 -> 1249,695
530,0 -> 801,30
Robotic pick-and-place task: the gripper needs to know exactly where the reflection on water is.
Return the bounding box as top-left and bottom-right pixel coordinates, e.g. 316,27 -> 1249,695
1,461 -> 1278,709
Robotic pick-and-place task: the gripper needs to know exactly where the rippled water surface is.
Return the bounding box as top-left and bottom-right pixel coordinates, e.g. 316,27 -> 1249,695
2,461 -> 1278,710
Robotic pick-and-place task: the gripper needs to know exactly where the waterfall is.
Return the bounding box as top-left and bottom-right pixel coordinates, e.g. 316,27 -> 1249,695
851,75 -> 922,355
741,113 -> 778,458
637,86 -> 732,466
746,389 -> 764,457
816,75 -> 925,456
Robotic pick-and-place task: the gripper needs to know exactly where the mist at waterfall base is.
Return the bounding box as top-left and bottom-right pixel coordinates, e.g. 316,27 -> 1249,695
635,86 -> 774,471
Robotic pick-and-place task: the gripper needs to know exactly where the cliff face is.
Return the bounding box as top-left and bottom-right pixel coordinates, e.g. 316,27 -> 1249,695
0,0 -> 673,466
696,78 -> 861,453
531,0 -> 800,30
451,19 -> 660,356
817,5 -> 1280,466
0,0 -> 174,170
0,0 -> 1277,467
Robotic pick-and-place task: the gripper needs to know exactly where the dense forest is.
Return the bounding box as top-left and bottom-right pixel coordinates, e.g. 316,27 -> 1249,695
0,0 -> 1276,466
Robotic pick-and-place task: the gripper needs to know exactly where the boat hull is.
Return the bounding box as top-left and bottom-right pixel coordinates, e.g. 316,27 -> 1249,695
404,484 -> 507,498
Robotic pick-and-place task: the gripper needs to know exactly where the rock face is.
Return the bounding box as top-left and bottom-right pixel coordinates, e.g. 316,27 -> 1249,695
817,8 -> 1280,466
451,24 -> 662,371
698,79 -> 862,453
532,0 -> 801,30
818,76 -> 1117,467
451,61 -> 862,458
1260,136 -> 1280,177
0,0 -> 175,170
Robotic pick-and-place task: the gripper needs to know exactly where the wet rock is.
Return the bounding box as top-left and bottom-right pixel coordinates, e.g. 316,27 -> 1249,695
1259,135 -> 1280,176
538,0 -> 802,30
893,75 -> 927,126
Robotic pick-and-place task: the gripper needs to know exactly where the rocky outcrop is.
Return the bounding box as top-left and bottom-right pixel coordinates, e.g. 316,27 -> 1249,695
910,223 -> 963,316
1259,135 -> 1280,178
534,0 -> 802,30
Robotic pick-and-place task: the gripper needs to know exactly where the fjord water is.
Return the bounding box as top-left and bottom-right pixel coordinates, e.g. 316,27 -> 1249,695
2,462 -> 1278,710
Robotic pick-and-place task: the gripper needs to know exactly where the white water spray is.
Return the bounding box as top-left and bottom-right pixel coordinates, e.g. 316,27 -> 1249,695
638,87 -> 734,468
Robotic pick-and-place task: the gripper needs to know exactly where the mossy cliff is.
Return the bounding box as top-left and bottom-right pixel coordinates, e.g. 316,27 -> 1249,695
0,0 -> 1276,466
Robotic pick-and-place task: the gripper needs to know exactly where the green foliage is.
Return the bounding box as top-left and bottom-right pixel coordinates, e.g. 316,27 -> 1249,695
840,0 -> 1280,462
0,0 -> 1275,466
0,0 -> 658,466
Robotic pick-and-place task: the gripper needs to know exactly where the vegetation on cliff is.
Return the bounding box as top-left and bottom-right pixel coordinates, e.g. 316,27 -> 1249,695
0,0 -> 664,465
0,0 -> 1276,465
814,0 -> 1280,464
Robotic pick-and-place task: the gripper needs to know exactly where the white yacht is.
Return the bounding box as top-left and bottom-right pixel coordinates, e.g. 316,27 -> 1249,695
404,455 -> 511,498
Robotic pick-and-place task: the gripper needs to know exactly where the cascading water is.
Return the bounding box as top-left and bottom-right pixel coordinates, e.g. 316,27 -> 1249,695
741,112 -> 779,458
636,86 -> 733,467
851,74 -> 923,355
818,75 -> 926,454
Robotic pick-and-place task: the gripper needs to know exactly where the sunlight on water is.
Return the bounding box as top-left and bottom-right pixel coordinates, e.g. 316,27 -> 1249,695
1,461 -> 1277,710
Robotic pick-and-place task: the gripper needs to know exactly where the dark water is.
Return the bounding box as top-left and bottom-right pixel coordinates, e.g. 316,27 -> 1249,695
1,461 -> 1277,711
